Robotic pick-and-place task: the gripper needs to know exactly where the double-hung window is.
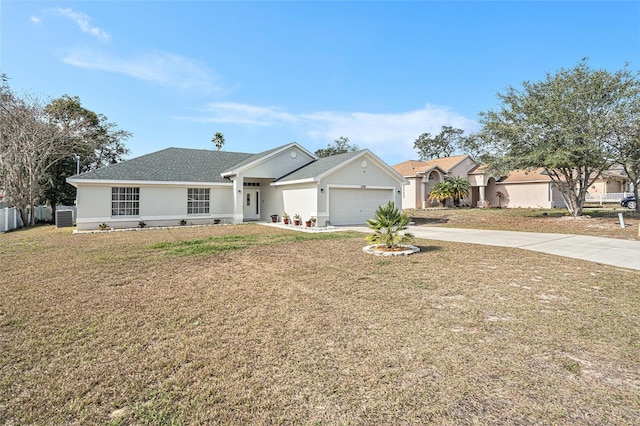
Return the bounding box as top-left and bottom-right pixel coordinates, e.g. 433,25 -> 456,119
111,187 -> 140,216
188,188 -> 210,214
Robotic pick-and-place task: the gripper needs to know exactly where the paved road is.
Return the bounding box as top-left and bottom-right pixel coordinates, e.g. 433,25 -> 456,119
343,225 -> 640,271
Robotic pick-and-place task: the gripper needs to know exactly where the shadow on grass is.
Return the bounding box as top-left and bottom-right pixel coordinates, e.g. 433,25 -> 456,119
414,245 -> 442,253
409,217 -> 450,225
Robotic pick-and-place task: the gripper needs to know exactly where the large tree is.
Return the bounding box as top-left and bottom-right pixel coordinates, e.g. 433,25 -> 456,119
414,126 -> 465,160
42,95 -> 131,220
0,80 -> 131,226
479,60 -> 640,216
315,136 -> 359,157
1,83 -> 61,226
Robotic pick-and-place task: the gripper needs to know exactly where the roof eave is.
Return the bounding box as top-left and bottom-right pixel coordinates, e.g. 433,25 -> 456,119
66,178 -> 232,187
271,177 -> 317,187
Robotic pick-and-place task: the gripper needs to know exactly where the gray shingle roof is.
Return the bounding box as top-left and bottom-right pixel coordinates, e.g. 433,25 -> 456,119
221,144 -> 289,175
276,150 -> 364,182
69,146 -> 377,185
70,148 -> 253,183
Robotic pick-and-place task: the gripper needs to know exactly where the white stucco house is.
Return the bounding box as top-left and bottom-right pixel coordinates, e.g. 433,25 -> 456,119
66,142 -> 407,231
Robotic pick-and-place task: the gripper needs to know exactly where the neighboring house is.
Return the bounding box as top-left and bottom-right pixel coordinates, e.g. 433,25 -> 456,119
588,167 -> 633,195
473,168 -> 565,209
395,156 -> 566,209
393,155 -> 478,208
66,142 -> 407,231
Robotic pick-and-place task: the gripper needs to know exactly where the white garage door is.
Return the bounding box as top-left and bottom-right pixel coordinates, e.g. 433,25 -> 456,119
329,188 -> 394,225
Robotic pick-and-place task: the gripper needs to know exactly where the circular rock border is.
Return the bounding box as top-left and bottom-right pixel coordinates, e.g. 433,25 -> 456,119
363,244 -> 420,257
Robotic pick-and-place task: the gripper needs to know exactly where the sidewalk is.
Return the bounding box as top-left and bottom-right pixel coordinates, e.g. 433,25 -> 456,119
342,225 -> 640,271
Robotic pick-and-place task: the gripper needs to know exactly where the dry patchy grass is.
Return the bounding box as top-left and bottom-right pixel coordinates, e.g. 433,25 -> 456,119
407,207 -> 640,241
1,224 -> 639,425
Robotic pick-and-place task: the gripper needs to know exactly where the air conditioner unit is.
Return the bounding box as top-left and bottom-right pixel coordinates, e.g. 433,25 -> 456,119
55,210 -> 74,228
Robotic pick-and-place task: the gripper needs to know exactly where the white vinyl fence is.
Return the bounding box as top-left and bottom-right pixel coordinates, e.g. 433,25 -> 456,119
31,205 -> 76,223
585,192 -> 632,205
0,207 -> 22,233
0,205 -> 77,233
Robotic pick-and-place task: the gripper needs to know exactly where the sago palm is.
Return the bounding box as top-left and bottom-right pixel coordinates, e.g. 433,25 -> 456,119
366,201 -> 414,248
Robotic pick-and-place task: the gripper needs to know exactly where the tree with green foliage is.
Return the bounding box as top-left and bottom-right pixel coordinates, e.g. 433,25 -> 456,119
448,177 -> 470,207
0,78 -> 131,226
414,126 -> 465,160
212,132 -> 225,151
42,95 -> 131,221
479,60 -> 640,216
315,136 -> 359,157
366,201 -> 414,249
458,131 -> 495,164
427,181 -> 453,208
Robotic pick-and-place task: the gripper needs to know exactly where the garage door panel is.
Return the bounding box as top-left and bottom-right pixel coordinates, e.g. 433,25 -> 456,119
329,188 -> 393,225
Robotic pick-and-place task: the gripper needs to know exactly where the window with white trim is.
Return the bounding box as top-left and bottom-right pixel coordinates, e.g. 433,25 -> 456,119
111,187 -> 140,216
188,188 -> 210,214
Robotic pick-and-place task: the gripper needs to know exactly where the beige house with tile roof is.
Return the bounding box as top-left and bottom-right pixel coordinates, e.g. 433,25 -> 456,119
395,156 -> 567,209
484,169 -> 566,208
587,167 -> 633,195
394,155 -> 478,208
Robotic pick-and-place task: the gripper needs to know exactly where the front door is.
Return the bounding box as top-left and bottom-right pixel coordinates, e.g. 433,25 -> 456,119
243,190 -> 260,220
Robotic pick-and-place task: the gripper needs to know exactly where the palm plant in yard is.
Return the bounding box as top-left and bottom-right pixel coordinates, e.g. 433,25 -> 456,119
449,176 -> 470,207
428,181 -> 453,207
366,201 -> 414,249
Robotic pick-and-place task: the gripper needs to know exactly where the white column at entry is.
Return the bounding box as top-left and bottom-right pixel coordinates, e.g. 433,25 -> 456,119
478,186 -> 487,208
232,176 -> 244,223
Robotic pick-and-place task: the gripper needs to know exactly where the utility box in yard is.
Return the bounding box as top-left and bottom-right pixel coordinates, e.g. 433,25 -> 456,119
55,210 -> 74,228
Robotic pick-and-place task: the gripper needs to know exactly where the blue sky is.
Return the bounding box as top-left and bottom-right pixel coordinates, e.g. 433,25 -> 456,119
2,1 -> 639,166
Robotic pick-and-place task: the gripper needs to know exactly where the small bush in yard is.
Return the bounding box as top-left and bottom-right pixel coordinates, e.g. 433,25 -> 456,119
366,201 -> 414,248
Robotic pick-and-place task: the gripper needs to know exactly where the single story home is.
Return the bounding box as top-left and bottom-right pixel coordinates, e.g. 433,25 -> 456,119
67,142 -> 407,231
468,167 -> 566,209
393,155 -> 477,208
394,156 -> 566,209
587,166 -> 634,196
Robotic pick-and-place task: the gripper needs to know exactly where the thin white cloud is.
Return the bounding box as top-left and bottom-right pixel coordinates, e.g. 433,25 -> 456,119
188,102 -> 299,126
54,8 -> 110,42
62,49 -> 223,93
30,16 -> 42,24
176,102 -> 479,159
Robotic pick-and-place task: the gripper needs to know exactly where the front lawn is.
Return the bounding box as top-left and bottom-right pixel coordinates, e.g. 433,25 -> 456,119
1,224 -> 638,424
407,207 -> 640,240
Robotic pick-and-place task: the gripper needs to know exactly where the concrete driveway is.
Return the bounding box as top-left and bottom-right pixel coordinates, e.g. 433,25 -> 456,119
342,225 -> 640,271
